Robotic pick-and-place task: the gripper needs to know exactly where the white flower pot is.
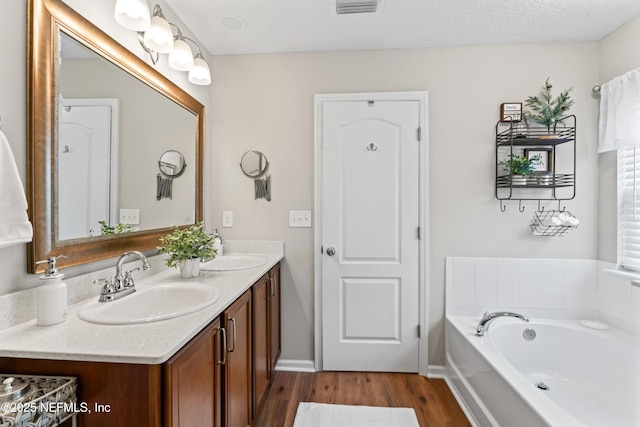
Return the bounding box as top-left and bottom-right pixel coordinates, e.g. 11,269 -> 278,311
510,175 -> 528,186
178,258 -> 200,279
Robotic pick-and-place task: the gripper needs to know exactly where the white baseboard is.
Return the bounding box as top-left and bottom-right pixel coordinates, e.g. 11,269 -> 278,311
424,364 -> 447,379
275,359 -> 317,373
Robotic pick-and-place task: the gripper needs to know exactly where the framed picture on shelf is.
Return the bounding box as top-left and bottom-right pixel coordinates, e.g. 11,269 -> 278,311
525,148 -> 553,172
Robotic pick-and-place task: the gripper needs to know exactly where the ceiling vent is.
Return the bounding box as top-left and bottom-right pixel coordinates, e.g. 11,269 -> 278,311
333,0 -> 383,15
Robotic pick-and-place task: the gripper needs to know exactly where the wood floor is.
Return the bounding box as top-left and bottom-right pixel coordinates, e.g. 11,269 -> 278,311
254,371 -> 471,427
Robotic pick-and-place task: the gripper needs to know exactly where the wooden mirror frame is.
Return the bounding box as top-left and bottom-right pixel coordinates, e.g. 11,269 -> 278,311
27,0 -> 204,273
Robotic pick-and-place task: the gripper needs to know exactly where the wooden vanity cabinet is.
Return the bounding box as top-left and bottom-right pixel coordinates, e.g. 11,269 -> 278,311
164,318 -> 222,427
223,289 -> 253,427
268,263 -> 281,377
252,274 -> 270,420
252,265 -> 282,421
0,262 -> 281,427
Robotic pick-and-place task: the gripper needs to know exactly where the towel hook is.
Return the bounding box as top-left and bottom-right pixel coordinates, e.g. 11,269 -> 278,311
557,200 -> 565,212
500,200 -> 506,212
367,143 -> 377,152
519,200 -> 525,213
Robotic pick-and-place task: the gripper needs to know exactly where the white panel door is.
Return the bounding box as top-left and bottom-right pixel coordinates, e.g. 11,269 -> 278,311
59,101 -> 114,240
321,99 -> 420,372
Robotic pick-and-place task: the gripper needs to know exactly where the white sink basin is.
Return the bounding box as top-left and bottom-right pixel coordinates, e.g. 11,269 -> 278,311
78,282 -> 220,325
200,255 -> 266,271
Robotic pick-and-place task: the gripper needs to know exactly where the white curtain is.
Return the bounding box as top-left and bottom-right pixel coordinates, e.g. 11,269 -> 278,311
598,67 -> 640,153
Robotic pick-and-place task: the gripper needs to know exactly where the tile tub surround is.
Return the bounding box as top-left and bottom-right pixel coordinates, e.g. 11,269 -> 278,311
445,257 -> 640,335
0,241 -> 283,364
598,261 -> 640,336
446,257 -> 598,319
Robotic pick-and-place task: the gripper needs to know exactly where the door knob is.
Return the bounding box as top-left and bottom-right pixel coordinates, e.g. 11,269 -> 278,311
326,247 -> 336,256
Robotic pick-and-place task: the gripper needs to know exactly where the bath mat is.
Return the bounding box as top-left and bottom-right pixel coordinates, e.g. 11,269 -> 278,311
292,402 -> 420,427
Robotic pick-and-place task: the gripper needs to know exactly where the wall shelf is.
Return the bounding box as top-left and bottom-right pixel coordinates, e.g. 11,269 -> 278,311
495,115 -> 576,209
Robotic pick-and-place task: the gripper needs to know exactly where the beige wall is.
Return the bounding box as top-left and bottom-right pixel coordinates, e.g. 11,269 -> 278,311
210,43 -> 601,364
597,16 -> 640,262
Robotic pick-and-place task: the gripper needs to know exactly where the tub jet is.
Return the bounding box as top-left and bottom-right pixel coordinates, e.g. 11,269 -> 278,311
523,328 -> 536,340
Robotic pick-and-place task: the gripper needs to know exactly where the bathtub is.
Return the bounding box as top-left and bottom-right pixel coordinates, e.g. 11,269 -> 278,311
445,315 -> 640,427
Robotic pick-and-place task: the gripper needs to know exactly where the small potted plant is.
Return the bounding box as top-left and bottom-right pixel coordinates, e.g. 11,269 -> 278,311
499,154 -> 541,185
158,222 -> 216,278
524,77 -> 575,134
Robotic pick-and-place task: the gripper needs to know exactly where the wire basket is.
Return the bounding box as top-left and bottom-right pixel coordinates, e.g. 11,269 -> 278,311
0,374 -> 77,427
530,210 -> 578,236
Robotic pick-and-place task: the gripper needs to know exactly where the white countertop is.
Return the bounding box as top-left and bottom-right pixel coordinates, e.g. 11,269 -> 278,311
0,252 -> 283,365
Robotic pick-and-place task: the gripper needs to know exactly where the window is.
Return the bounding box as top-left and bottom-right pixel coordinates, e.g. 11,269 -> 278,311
618,147 -> 640,271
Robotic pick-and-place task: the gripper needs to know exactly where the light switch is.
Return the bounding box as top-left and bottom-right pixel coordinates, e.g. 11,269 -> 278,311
222,211 -> 233,228
119,208 -> 140,225
289,211 -> 311,228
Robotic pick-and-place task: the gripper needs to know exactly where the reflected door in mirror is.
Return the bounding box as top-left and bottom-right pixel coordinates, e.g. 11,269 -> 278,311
58,99 -> 118,240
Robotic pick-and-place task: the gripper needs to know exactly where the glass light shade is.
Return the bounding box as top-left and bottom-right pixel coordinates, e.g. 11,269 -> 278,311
169,38 -> 194,71
188,55 -> 211,85
114,0 -> 150,31
143,15 -> 174,53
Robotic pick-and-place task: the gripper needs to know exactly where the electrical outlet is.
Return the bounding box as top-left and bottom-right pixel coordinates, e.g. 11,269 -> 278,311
119,208 -> 140,225
222,211 -> 233,228
289,210 -> 311,228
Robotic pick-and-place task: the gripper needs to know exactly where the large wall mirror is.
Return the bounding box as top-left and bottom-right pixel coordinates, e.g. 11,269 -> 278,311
28,0 -> 204,273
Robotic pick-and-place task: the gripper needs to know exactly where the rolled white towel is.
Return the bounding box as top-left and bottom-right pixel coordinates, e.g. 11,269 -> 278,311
557,211 -> 571,224
565,215 -> 580,227
549,215 -> 562,226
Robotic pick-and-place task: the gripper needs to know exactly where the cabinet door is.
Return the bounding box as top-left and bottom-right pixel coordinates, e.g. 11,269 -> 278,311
225,290 -> 252,427
165,319 -> 222,427
268,263 -> 281,377
252,274 -> 270,419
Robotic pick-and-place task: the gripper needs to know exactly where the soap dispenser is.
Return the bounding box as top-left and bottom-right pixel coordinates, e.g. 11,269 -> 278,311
35,255 -> 68,326
213,229 -> 224,257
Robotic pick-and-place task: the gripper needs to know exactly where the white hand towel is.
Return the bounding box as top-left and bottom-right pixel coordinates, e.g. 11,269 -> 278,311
0,130 -> 33,248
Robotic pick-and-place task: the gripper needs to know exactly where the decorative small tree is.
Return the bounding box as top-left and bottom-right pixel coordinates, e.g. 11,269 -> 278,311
499,154 -> 541,177
524,78 -> 575,133
158,222 -> 215,268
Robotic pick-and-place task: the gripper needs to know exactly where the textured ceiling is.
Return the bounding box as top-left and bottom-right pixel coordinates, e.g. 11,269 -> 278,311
163,0 -> 640,56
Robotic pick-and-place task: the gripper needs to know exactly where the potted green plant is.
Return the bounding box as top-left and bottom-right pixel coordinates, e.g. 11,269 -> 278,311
158,222 -> 216,278
499,154 -> 541,185
524,77 -> 575,134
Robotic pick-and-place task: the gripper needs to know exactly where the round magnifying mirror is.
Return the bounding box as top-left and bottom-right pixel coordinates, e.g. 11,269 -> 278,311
158,150 -> 187,177
240,150 -> 269,178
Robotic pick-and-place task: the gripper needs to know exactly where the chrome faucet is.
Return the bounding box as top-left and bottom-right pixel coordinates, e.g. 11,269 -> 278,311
475,311 -> 529,337
94,251 -> 150,302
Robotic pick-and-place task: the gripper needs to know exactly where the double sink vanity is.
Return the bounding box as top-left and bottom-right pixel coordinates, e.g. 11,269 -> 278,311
8,1 -> 285,425
0,244 -> 283,427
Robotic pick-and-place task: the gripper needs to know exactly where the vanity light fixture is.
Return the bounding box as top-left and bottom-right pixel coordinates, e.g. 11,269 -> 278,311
189,52 -> 211,85
114,2 -> 212,85
114,0 -> 151,31
143,5 -> 174,53
168,31 -> 194,71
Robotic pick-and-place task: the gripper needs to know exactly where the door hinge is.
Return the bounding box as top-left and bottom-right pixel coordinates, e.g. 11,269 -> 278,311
321,245 -> 324,254
417,324 -> 421,338
417,126 -> 422,142
417,226 -> 421,240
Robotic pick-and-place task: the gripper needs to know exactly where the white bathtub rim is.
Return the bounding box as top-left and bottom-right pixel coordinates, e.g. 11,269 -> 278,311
446,315 -> 588,427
